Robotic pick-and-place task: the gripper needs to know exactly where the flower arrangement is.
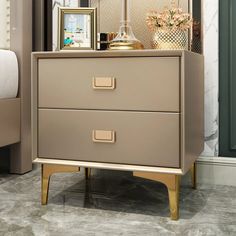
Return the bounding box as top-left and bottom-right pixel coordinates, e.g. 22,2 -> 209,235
146,3 -> 192,32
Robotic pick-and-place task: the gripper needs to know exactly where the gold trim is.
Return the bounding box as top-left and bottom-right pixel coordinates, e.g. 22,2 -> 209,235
133,172 -> 180,220
41,164 -> 80,205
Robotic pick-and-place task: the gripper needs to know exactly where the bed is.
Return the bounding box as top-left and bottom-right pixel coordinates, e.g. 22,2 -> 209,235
0,0 -> 32,174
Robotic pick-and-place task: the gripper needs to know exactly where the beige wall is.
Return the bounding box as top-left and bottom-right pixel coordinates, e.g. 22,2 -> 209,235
53,0 -> 189,49
91,0 -> 189,48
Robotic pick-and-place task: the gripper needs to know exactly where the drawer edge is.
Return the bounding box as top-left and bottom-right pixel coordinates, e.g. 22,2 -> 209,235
38,107 -> 181,113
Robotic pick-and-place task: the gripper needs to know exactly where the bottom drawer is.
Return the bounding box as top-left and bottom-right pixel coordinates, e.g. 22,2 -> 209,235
38,109 -> 180,168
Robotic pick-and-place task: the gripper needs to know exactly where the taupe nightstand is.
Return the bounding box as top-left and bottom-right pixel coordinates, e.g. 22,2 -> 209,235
32,50 -> 204,220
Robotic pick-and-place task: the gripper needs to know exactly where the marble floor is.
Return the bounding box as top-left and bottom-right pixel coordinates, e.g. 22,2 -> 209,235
0,166 -> 235,236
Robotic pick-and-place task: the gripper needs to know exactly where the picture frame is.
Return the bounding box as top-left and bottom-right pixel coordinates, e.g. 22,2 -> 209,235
58,7 -> 97,50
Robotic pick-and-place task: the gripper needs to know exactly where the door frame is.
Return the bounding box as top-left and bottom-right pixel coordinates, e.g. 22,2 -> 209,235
219,0 -> 236,157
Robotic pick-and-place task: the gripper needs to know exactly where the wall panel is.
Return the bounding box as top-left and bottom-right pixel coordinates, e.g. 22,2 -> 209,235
0,0 -> 10,49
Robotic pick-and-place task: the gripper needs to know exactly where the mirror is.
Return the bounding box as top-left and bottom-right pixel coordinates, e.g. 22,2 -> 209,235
190,0 -> 202,53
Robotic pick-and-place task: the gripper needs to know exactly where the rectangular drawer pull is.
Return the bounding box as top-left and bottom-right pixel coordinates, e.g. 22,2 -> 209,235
92,130 -> 116,143
92,77 -> 116,90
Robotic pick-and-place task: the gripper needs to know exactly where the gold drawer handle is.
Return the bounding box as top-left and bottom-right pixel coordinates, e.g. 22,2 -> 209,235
92,77 -> 116,90
92,130 -> 116,143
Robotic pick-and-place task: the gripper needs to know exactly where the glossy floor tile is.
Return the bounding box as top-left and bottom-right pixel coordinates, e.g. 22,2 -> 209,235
0,166 -> 235,236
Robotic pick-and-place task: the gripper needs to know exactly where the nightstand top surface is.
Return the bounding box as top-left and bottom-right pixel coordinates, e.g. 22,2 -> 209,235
32,49 -> 202,59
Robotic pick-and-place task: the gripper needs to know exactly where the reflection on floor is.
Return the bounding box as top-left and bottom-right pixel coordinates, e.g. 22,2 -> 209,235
0,165 -> 235,236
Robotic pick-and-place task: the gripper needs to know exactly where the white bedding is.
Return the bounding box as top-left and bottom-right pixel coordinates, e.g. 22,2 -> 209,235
0,49 -> 18,99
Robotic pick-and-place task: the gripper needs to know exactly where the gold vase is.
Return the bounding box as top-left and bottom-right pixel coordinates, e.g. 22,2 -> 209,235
152,29 -> 188,50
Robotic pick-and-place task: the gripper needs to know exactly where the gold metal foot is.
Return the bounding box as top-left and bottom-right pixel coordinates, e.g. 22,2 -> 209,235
133,172 -> 180,220
167,175 -> 180,220
41,164 -> 80,205
190,163 -> 197,189
85,168 -> 91,180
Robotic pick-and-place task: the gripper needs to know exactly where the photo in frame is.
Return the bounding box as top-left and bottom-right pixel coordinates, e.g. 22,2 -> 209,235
58,7 -> 97,50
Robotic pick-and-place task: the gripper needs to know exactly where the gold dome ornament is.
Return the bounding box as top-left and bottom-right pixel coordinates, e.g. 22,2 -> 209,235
109,0 -> 144,50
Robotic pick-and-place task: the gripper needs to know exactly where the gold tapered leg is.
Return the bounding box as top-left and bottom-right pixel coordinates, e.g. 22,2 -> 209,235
85,168 -> 91,180
190,163 -> 197,189
41,164 -> 80,205
167,175 -> 180,220
133,171 -> 180,220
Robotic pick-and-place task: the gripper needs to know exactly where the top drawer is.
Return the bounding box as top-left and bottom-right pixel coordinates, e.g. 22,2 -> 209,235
38,57 -> 180,112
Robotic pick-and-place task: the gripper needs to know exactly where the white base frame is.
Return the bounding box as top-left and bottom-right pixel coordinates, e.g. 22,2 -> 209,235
35,157 -> 236,186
